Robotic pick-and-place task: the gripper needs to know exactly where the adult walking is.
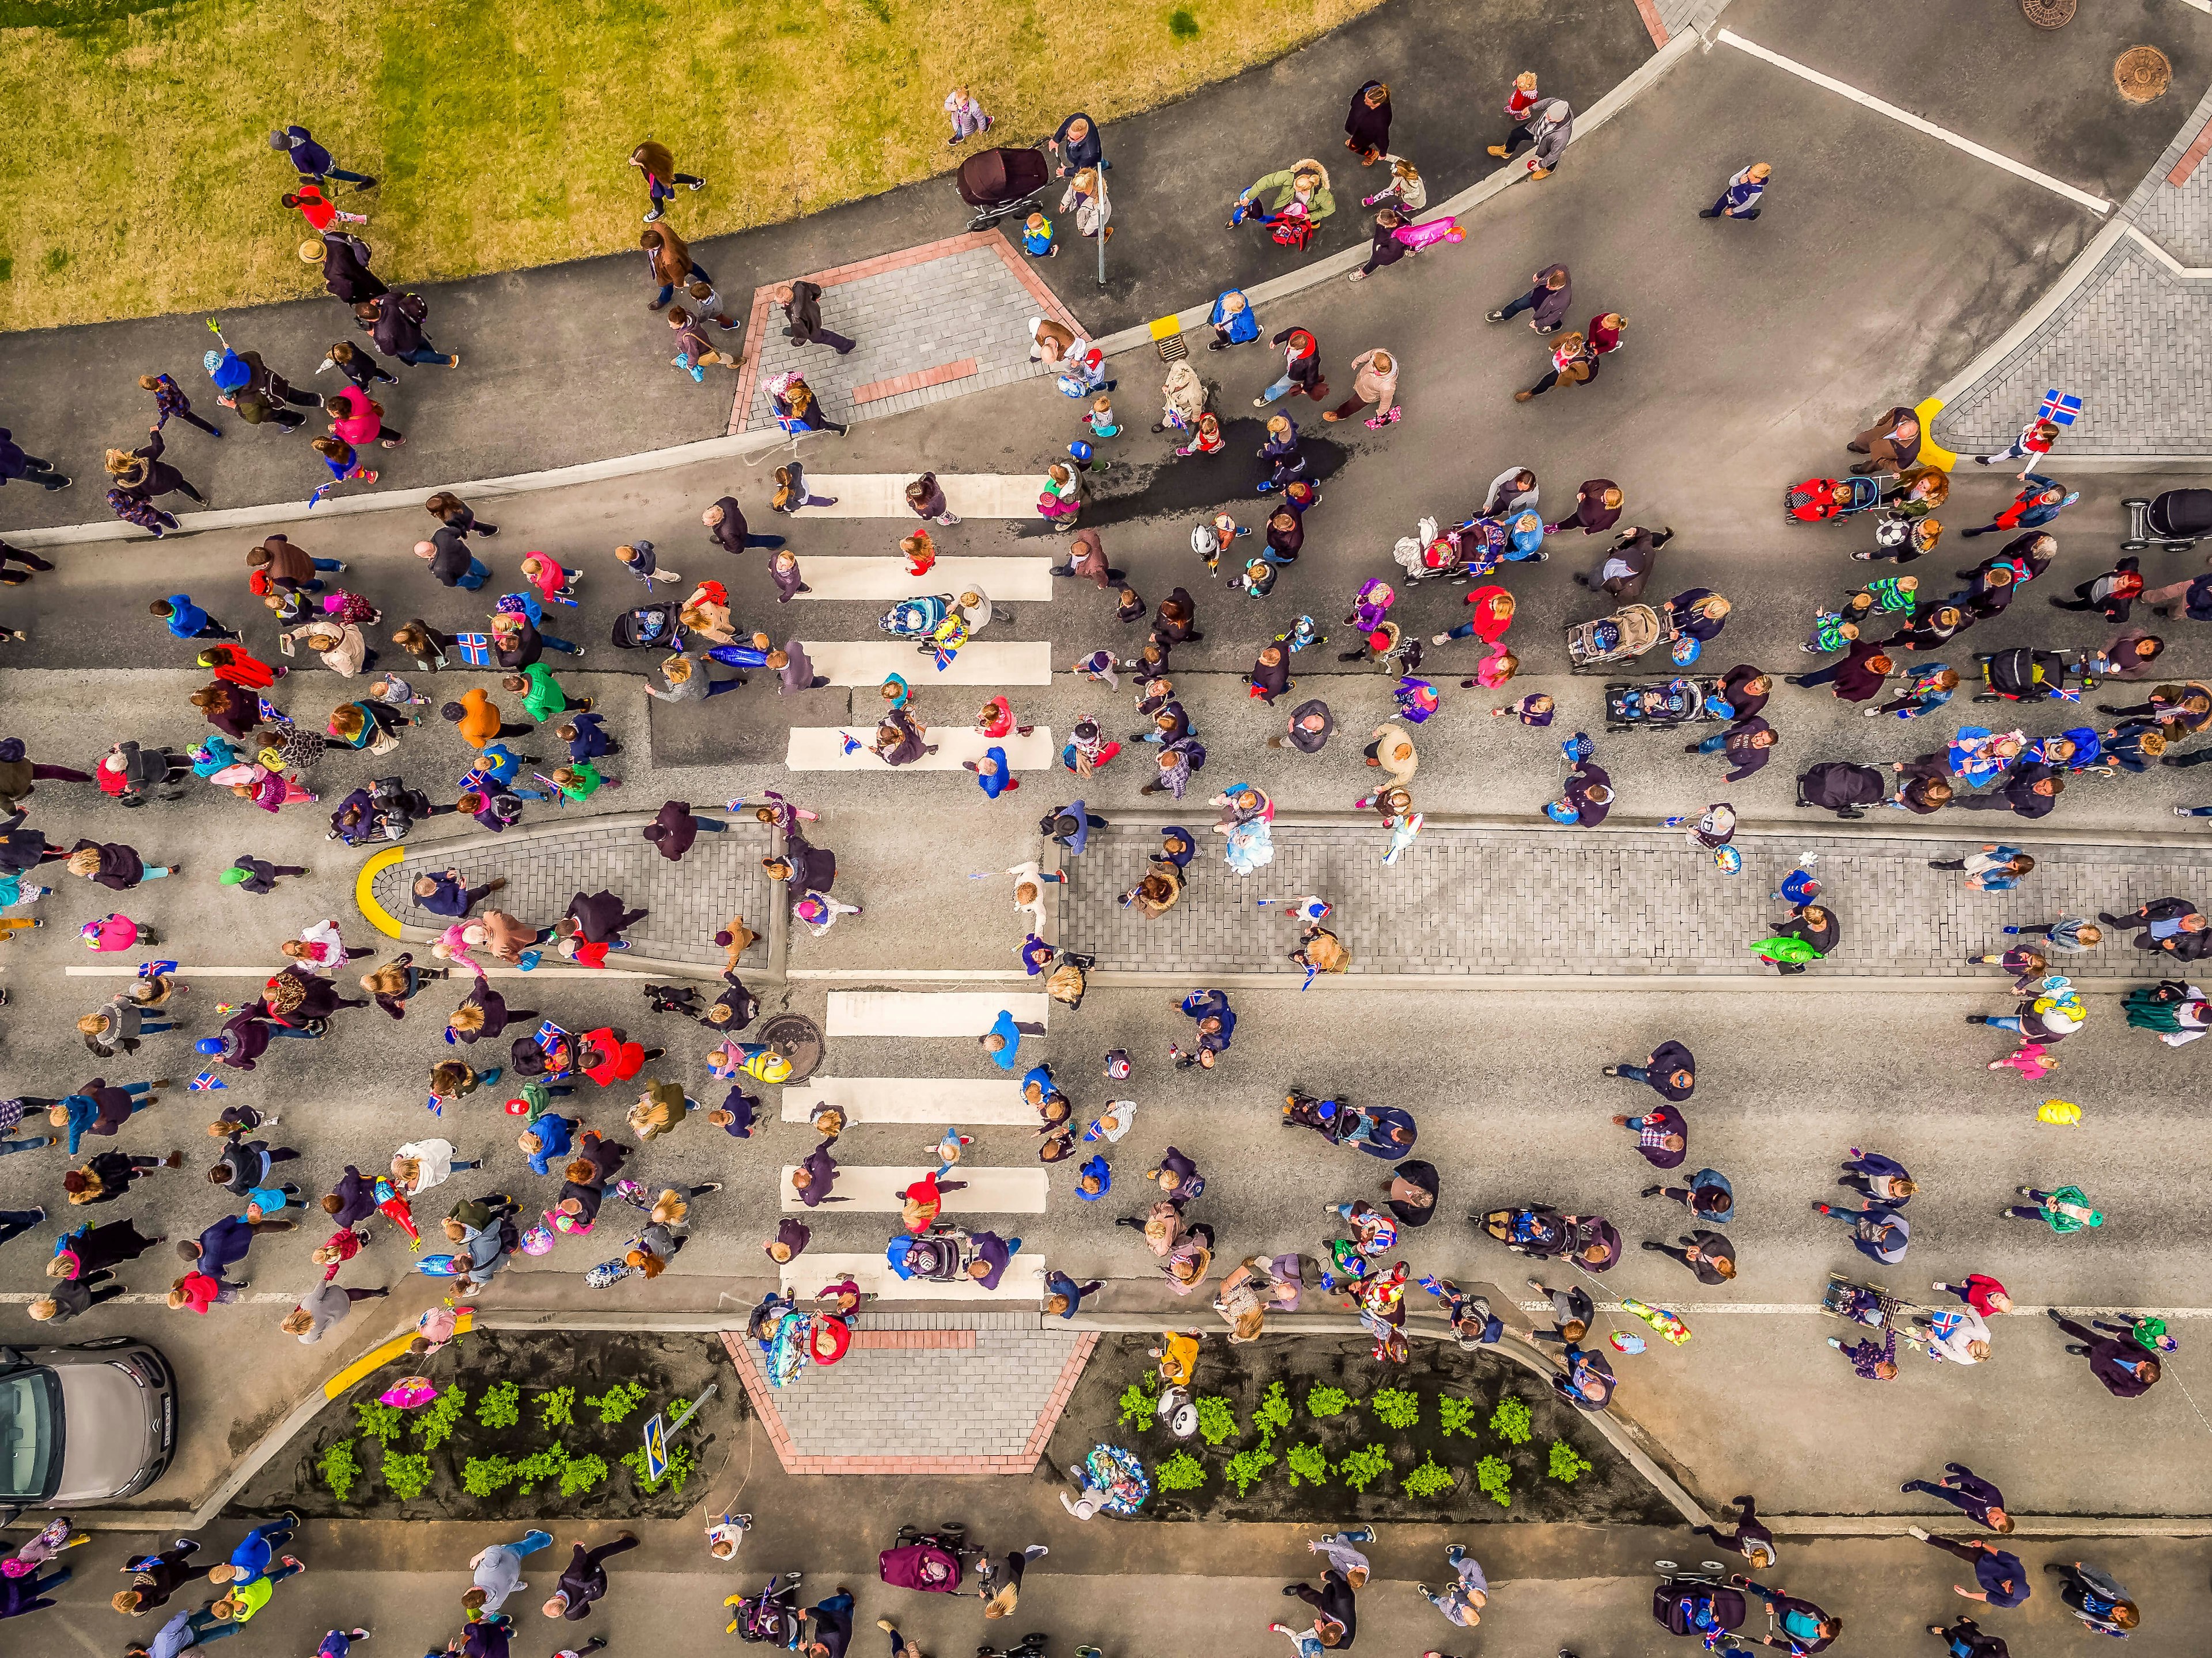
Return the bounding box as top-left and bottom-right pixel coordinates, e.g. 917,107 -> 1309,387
358,292 -> 458,369
1903,1464 -> 2013,1532
777,281 -> 855,354
1699,162 -> 1771,220
1640,1228 -> 1736,1282
1908,1532 -> 2028,1608
1573,525 -> 1670,601
1049,112 -> 1105,177
272,124 -> 378,191
1604,1039 -> 1693,1098
1344,80 -> 1392,165
309,229 -> 384,304
1486,263 -> 1571,334
2047,1310 -> 2160,1396
1491,97 -> 1571,178
0,427 -> 69,492
1322,348 -> 1399,425
464,1532 -> 555,1615
543,1534 -> 639,1619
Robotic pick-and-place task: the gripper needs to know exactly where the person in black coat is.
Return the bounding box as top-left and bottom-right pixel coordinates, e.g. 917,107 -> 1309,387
565,889 -> 648,944
775,282 -> 854,354
316,230 -> 387,304
703,496 -> 784,554
1694,1495 -> 1778,1568
1641,1228 -> 1736,1283
1718,665 -> 1771,718
1606,1039 -> 1694,1099
106,430 -> 204,505
1284,1568 -> 1358,1645
323,1165 -> 377,1227
1050,111 -> 1105,175
1955,762 -> 2062,819
1153,587 -> 1203,645
357,292 -> 456,368
764,834 -> 837,898
1344,79 -> 1392,164
0,427 -> 70,491
2098,898 -> 2210,959
544,1534 -> 639,1619
1561,761 -> 1612,826
1774,902 -> 1840,964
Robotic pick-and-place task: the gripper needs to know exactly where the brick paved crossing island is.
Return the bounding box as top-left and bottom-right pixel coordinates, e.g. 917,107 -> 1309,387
1058,816 -> 2212,977
368,813 -> 775,968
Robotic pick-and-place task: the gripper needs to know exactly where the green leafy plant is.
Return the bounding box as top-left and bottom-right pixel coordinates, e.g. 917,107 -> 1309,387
1285,1441 -> 1329,1487
352,1400 -> 404,1446
1335,1444 -> 1391,1494
417,1386 -> 467,1452
583,1380 -> 649,1426
538,1386 -> 575,1432
382,1452 -> 435,1501
620,1441 -> 696,1497
1402,1455 -> 1456,1500
1194,1395 -> 1238,1447
514,1443 -> 569,1493
1475,1454 -> 1513,1508
559,1452 -> 611,1497
1548,1439 -> 1593,1483
1253,1381 -> 1293,1448
1490,1396 -> 1533,1446
477,1380 -> 521,1430
1369,1388 -> 1421,1431
1223,1447 -> 1276,1496
1116,1380 -> 1158,1430
1438,1396 -> 1478,1440
1168,7 -> 1200,40
317,1439 -> 359,1502
461,1455 -> 517,1498
1155,1450 -> 1206,1491
1305,1384 -> 1353,1419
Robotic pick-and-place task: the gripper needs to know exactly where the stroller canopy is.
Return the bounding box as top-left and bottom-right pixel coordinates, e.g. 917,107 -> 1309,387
957,147 -> 1050,207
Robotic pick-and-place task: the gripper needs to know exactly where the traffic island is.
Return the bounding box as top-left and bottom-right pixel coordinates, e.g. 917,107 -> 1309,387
229,1328 -> 741,1521
1046,1333 -> 1680,1525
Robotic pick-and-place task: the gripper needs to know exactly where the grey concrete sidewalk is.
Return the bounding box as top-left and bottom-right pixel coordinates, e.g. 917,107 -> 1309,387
1059,814 -> 2212,976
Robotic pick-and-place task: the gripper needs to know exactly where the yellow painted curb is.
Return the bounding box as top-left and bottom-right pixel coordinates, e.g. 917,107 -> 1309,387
1915,395 -> 1958,471
323,1312 -> 474,1399
1146,313 -> 1183,341
354,845 -> 407,939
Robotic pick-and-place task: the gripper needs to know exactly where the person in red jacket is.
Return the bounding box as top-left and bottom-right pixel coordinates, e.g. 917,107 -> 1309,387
578,1028 -> 660,1087
282,185 -> 366,231
1933,1273 -> 2013,1317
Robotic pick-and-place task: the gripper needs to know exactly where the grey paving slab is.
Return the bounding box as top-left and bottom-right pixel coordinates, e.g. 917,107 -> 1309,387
768,1316 -> 1083,1458
1059,821 -> 2212,977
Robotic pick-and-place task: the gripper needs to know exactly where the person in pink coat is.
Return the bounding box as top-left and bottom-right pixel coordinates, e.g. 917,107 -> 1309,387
80,913 -> 151,952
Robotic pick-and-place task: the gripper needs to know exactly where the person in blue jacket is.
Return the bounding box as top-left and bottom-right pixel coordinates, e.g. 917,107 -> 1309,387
1208,289 -> 1260,350
268,126 -> 377,191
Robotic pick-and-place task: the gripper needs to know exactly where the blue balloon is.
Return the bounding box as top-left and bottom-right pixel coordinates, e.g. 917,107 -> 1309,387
195,1037 -> 224,1055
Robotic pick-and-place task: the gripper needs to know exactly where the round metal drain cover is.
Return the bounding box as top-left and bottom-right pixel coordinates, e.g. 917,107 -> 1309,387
2022,0 -> 2074,27
2115,46 -> 2172,102
757,1012 -> 824,1082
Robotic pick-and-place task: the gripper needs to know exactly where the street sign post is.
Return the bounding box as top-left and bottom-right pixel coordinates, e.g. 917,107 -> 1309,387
641,1412 -> 668,1483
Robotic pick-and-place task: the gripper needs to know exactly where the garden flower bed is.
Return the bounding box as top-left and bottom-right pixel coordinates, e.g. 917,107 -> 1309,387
232,1330 -> 740,1521
1046,1335 -> 1677,1524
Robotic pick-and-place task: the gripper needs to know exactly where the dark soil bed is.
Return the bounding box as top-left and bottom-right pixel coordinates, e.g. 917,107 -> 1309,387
1045,1334 -> 1677,1525
231,1330 -> 742,1521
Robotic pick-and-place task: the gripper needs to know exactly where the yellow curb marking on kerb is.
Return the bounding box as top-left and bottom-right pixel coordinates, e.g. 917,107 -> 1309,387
1146,314 -> 1183,341
355,844 -> 407,939
1914,396 -> 1958,472
324,1312 -> 476,1398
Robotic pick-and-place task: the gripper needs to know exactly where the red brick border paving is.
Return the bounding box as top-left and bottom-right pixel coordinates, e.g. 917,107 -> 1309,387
726,230 -> 1086,435
852,357 -> 979,406
1632,0 -> 1669,49
718,1324 -> 1094,1475
2169,116 -> 2212,187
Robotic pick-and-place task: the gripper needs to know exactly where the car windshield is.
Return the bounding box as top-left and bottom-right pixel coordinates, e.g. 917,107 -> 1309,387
0,1368 -> 61,1502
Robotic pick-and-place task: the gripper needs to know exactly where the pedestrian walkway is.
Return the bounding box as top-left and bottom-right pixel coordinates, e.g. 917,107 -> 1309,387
795,556 -> 1056,601
780,1076 -> 1033,1123
780,1165 -> 1050,1214
781,1251 -> 1050,1303
721,1318 -> 1093,1474
786,725 -> 1056,771
359,814 -> 775,969
806,640 -> 1054,686
825,990 -> 1049,1036
1056,816 -> 2212,978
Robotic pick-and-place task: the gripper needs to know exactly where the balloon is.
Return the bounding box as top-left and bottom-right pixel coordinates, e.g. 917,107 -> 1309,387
2037,1098 -> 2082,1125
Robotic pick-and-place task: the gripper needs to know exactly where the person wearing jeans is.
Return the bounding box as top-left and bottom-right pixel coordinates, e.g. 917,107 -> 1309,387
1415,1542 -> 1486,1625
0,1205 -> 46,1240
465,1530 -> 553,1615
3,1564 -> 73,1617
0,429 -> 71,491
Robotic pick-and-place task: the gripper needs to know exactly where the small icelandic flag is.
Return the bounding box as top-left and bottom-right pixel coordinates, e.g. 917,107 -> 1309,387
454,633 -> 494,667
2039,389 -> 2083,428
188,1072 -> 228,1092
139,959 -> 179,979
839,732 -> 863,755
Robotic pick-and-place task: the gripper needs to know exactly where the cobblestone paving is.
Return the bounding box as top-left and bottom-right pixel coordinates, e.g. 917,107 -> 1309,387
368,814 -> 774,967
1936,82 -> 2212,456
1058,822 -> 2212,977
737,237 -> 1072,432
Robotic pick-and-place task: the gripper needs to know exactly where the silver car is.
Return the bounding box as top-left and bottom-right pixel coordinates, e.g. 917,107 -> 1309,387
0,1338 -> 176,1514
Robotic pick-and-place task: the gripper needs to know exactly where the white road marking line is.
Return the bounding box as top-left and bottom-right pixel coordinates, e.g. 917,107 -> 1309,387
0,1291 -> 302,1305
2126,223 -> 2212,278
795,557 -> 1058,602
780,1165 -> 1050,1214
774,475 -> 1048,517
1514,1301 -> 2210,1318
806,639 -> 1055,686
64,966 -> 657,978
1717,30 -> 2112,214
785,968 -> 1037,982
783,1251 -> 1046,1301
780,1077 -> 1035,1125
826,990 -> 1048,1038
785,725 -> 1056,771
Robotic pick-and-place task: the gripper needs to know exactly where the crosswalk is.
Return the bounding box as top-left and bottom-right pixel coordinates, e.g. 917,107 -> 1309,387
795,557 -> 1057,602
782,1250 -> 1048,1302
773,475 -> 1047,517
825,990 -> 1050,1037
779,1077 -> 1034,1124
781,1164 -> 1050,1214
787,726 -> 1058,771
807,641 -> 1054,686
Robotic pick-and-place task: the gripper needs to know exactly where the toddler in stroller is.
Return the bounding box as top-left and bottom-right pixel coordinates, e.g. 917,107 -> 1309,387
725,1572 -> 805,1641
1605,676 -> 1726,732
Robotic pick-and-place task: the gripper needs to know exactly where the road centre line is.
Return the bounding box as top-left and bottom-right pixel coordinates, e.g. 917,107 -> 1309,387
1717,29 -> 2112,215
1518,1300 -> 2208,1318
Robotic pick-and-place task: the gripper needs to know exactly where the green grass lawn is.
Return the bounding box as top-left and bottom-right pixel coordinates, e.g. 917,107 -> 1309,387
0,0 -> 1381,331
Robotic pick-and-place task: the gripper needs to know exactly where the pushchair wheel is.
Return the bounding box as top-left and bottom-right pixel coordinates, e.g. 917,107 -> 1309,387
1654,1559 -> 1680,1572
1702,1561 -> 1728,1572
939,1521 -> 967,1541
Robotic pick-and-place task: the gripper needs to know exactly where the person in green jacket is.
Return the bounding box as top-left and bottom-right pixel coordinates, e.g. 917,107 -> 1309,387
2003,1184 -> 2102,1232
502,663 -> 589,726
549,760 -> 618,802
1230,160 -> 1335,230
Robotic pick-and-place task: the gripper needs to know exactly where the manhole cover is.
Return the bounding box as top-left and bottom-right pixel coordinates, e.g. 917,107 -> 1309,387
2022,0 -> 2074,26
2115,46 -> 2172,102
757,1012 -> 824,1082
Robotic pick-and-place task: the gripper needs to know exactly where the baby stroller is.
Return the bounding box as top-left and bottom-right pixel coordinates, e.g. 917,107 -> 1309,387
878,1522 -> 969,1592
886,1228 -> 967,1284
612,602 -> 680,650
1819,1272 -> 1931,1353
957,147 -> 1050,232
1479,1204 -> 1570,1258
2122,489 -> 2212,552
1796,760 -> 1887,819
1785,475 -> 1888,524
729,1572 -> 805,1643
1653,1573 -> 1748,1641
880,593 -> 951,639
1973,647 -> 2093,704
1605,676 -> 1728,732
1567,603 -> 1662,672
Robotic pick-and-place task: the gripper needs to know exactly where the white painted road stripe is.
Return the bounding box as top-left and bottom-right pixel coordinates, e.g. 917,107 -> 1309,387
781,1077 -> 1035,1125
772,475 -> 1046,517
782,1250 -> 1046,1301
785,725 -> 1056,771
795,557 -> 1058,602
0,1291 -> 302,1305
65,965 -> 656,979
780,1165 -> 1050,1214
1515,1301 -> 2210,1318
827,990 -> 1048,1038
1717,31 -> 2112,215
806,640 -> 1055,686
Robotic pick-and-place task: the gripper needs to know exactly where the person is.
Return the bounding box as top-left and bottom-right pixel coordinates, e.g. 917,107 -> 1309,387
1416,1543 -> 1487,1626
271,124 -> 377,190
464,1532 -> 555,1614
1641,1229 -> 1736,1282
2047,1562 -> 2137,1636
1907,1531 -> 2028,1608
1282,1561 -> 1358,1643
1049,111 -> 1105,176
1207,289 -> 1260,351
358,291 -> 458,368
1903,1465 -> 2012,1532
1930,845 -> 2033,890
1486,263 -> 1571,334
1695,1496 -> 1779,1569
778,281 -> 855,354
1232,161 -> 1335,234
1,1561 -> 73,1620
1734,1580 -> 1840,1650
1494,96 -> 1571,177
1324,348 -> 1399,424
630,139 -> 704,222
1962,474 -> 2077,537
0,426 -> 69,492
2048,1310 -> 2160,1396
1604,1039 -> 1693,1099
1344,80 -> 1391,164
543,1534 -> 638,1619
2004,1183 -> 2102,1232
1700,162 -> 1771,219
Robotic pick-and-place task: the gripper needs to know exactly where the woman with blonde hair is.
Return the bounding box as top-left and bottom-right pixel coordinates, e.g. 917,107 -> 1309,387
66,839 -> 173,889
1038,462 -> 1081,533
1360,154 -> 1426,212
390,1137 -> 478,1197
